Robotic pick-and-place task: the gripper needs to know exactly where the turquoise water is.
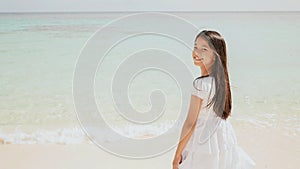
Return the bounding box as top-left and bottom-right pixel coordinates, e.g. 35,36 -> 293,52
0,12 -> 299,144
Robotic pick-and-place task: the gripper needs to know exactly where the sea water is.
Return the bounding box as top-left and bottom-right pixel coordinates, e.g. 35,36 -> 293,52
0,12 -> 299,144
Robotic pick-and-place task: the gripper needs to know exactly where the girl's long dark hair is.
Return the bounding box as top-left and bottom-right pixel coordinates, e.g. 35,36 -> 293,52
193,30 -> 232,120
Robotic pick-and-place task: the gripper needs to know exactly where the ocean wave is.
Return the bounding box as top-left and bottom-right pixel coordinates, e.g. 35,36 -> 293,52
0,120 -> 181,144
0,126 -> 90,144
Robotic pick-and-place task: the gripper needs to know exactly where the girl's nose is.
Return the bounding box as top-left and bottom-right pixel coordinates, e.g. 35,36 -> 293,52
192,51 -> 199,59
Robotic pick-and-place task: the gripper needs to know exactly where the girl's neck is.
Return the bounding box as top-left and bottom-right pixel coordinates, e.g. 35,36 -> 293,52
200,67 -> 210,77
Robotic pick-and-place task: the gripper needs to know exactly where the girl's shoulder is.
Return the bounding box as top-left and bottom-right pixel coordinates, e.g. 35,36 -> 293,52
194,76 -> 214,90
192,76 -> 215,98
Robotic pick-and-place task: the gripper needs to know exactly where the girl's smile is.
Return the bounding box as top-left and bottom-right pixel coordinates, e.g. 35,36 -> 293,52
192,51 -> 203,62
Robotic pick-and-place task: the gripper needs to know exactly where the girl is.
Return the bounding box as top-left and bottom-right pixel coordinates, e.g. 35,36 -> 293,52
172,30 -> 256,169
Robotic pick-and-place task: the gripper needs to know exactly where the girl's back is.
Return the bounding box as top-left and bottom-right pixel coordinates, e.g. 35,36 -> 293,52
178,76 -> 256,169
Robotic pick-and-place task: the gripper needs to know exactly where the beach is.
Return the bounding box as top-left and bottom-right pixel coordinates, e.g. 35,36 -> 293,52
0,12 -> 299,168
0,120 -> 298,169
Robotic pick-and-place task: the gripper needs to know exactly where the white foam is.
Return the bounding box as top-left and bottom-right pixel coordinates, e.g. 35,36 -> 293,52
0,126 -> 91,144
0,120 -> 182,144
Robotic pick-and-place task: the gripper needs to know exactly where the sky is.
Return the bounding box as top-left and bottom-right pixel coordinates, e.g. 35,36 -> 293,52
0,0 -> 299,12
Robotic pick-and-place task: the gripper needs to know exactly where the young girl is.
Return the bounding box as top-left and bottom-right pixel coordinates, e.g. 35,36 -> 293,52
172,30 -> 256,169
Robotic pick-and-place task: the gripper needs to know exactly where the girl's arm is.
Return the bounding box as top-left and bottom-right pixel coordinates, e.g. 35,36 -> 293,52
174,95 -> 203,159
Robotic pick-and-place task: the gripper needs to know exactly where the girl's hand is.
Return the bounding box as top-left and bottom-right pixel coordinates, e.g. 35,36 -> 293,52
172,154 -> 182,169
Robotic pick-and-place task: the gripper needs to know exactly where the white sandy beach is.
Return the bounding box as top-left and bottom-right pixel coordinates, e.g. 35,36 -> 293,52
0,123 -> 298,169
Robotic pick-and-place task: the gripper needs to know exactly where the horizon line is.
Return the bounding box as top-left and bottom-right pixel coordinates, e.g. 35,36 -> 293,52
0,10 -> 299,14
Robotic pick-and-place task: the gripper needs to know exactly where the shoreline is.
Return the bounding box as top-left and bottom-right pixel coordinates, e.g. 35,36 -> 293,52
0,124 -> 298,169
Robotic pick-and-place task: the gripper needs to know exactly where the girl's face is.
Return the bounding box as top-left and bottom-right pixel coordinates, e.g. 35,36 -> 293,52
192,37 -> 215,70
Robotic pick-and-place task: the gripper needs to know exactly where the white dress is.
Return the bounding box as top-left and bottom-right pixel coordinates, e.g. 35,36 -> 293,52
178,76 -> 256,169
